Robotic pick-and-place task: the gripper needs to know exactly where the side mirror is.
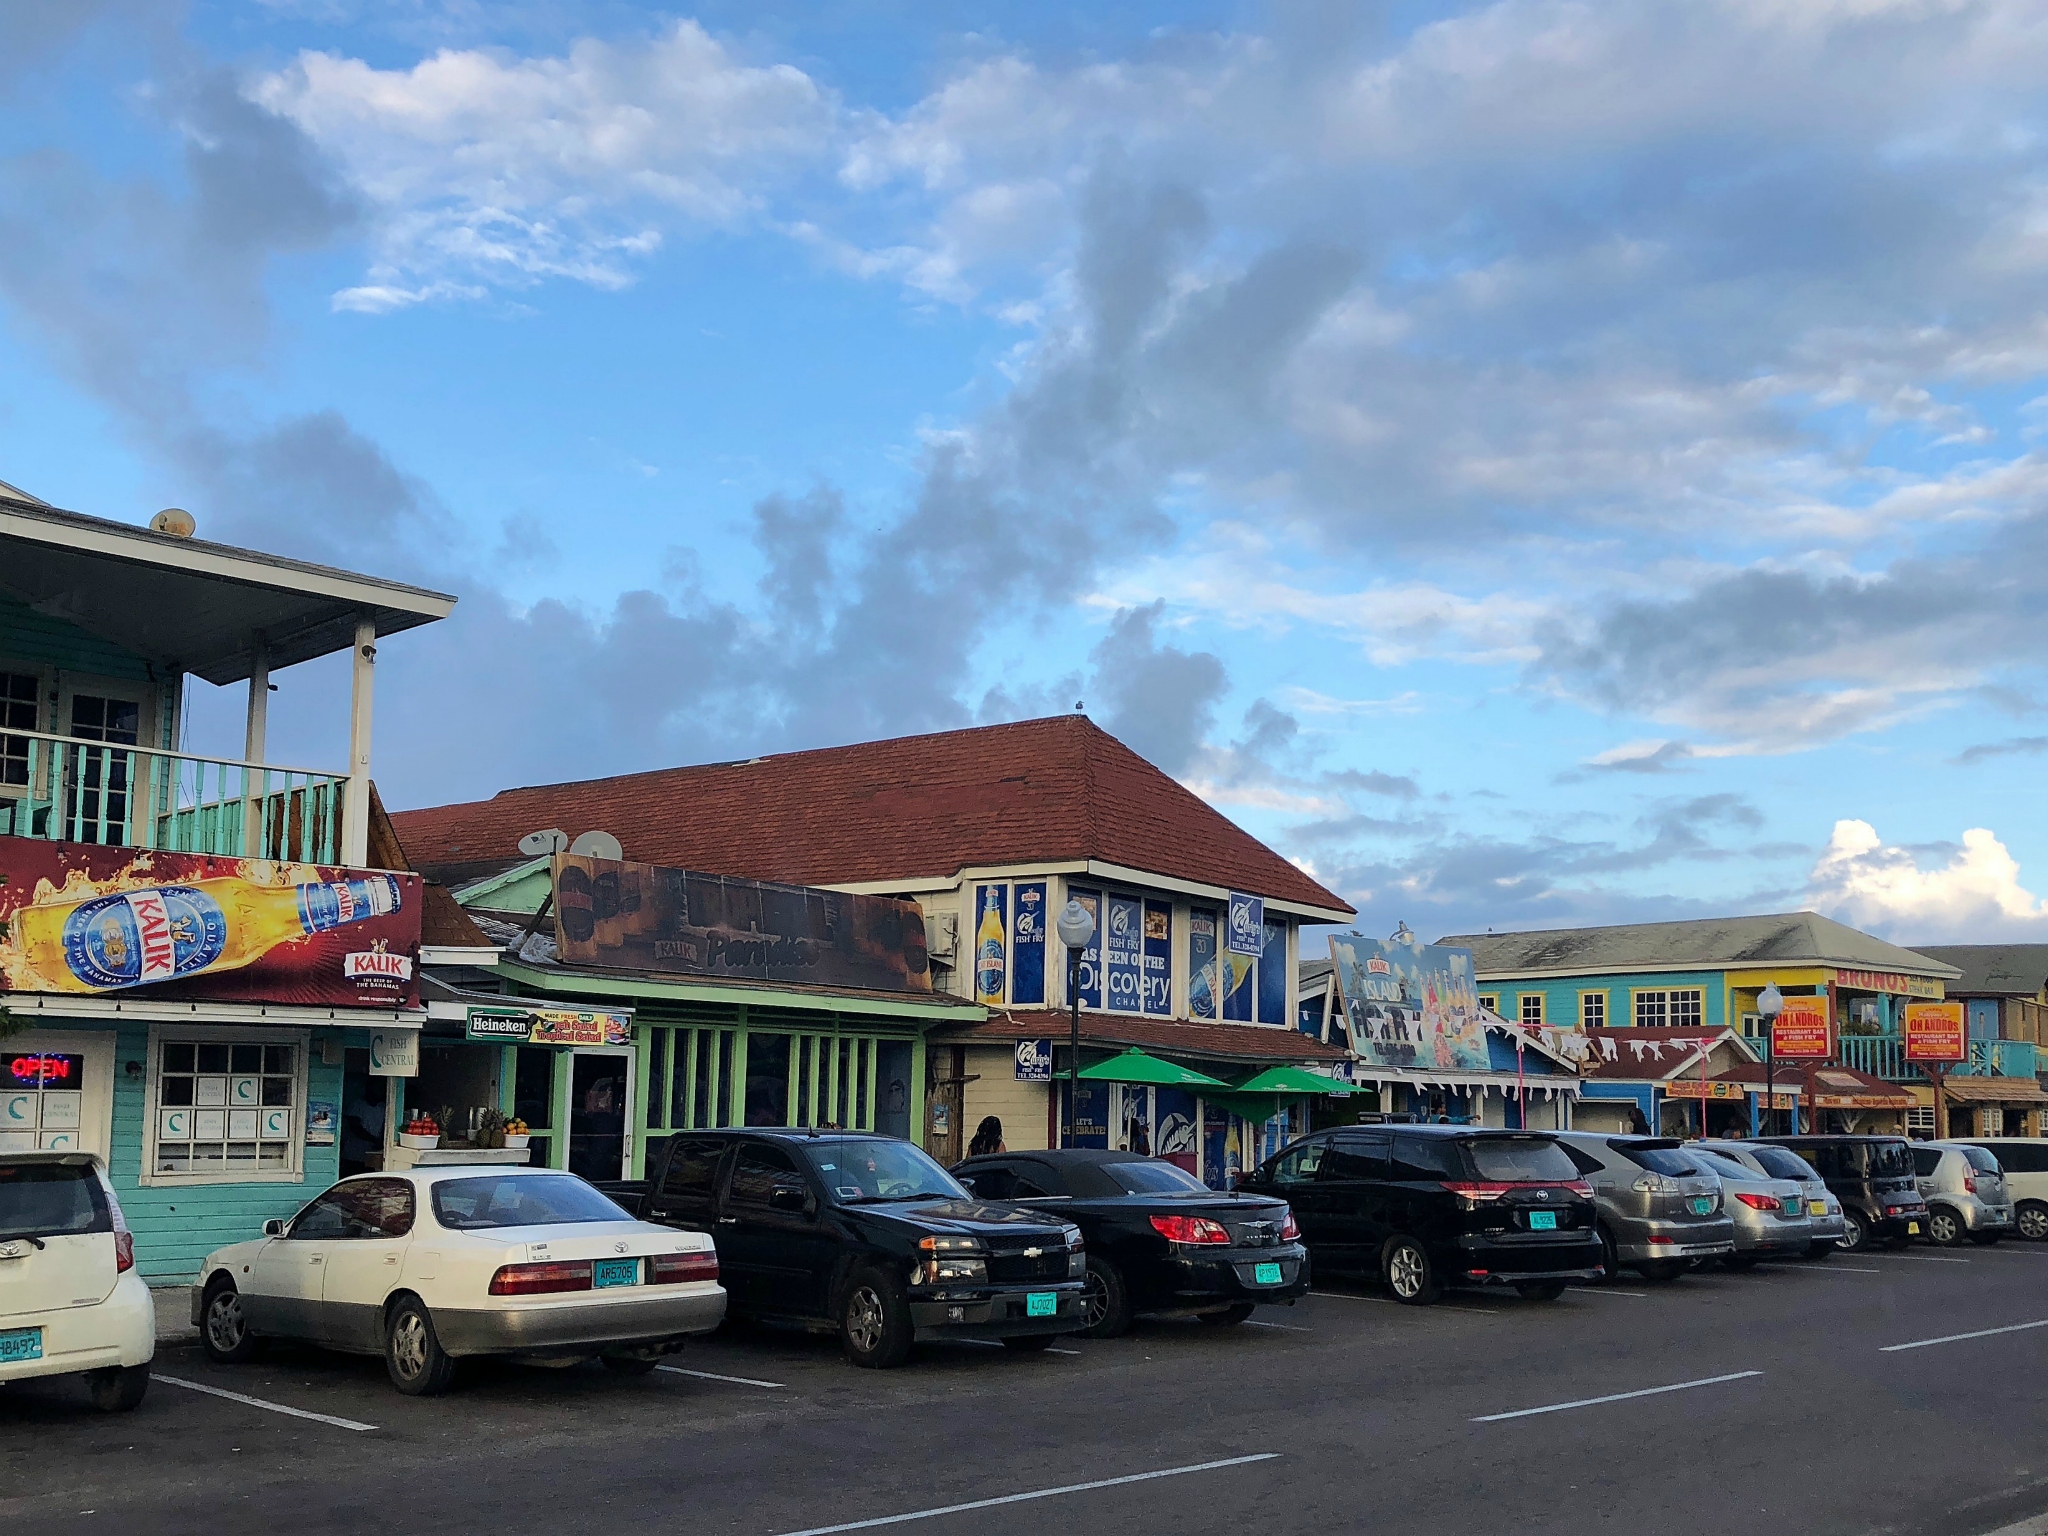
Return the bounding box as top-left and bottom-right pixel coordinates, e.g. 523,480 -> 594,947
768,1185 -> 812,1215
955,1175 -> 978,1196
262,1219 -> 285,1237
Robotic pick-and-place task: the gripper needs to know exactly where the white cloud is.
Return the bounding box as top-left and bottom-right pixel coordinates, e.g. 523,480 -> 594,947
1807,818 -> 2048,940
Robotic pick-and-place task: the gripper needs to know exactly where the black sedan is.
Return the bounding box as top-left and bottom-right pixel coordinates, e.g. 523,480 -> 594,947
952,1149 -> 1308,1336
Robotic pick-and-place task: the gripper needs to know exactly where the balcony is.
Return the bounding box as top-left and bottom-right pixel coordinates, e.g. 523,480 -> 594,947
1827,1033 -> 2039,1083
0,728 -> 347,865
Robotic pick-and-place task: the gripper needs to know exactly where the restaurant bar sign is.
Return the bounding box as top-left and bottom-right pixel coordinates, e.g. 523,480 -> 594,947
551,855 -> 931,993
0,834 -> 422,1007
1904,1001 -> 1967,1063
1770,997 -> 1832,1060
466,1006 -> 633,1047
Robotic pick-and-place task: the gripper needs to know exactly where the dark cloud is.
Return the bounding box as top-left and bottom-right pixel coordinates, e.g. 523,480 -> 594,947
1953,736 -> 2048,766
1081,602 -> 1228,777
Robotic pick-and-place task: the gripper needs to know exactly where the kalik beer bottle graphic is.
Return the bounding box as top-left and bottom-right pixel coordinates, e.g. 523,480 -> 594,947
974,889 -> 1005,1003
12,873 -> 403,993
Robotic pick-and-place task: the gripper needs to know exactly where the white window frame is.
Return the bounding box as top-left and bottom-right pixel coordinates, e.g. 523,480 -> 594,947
140,1023 -> 311,1187
1633,988 -> 1704,1029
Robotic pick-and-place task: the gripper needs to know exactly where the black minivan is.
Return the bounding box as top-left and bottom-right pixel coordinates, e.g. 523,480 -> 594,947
1763,1135 -> 1926,1251
1236,1126 -> 1603,1303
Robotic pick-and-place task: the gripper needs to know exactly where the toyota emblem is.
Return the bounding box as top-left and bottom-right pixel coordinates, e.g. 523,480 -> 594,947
614,1242 -> 629,1253
1535,1190 -> 1550,1201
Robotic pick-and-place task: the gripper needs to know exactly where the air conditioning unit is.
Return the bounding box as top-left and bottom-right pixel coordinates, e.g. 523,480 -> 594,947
925,912 -> 958,963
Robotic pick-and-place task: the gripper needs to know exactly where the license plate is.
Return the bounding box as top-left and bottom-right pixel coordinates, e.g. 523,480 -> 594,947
1907,1221 -> 1921,1236
1026,1291 -> 1057,1317
0,1327 -> 42,1364
1690,1197 -> 1714,1215
593,1257 -> 641,1289
1808,1200 -> 1827,1216
1528,1210 -> 1558,1231
1253,1261 -> 1283,1285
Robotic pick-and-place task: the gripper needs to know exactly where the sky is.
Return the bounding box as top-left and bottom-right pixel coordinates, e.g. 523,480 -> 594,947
5,0 -> 2048,946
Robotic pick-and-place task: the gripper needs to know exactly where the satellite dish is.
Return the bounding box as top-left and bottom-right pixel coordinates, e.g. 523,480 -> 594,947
568,829 -> 624,861
150,507 -> 197,538
517,828 -> 569,857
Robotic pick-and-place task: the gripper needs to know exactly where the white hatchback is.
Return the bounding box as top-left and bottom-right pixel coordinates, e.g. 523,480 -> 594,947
194,1162 -> 724,1395
0,1152 -> 154,1411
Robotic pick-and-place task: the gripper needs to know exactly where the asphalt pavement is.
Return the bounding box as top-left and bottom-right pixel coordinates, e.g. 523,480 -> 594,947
10,1244 -> 2048,1536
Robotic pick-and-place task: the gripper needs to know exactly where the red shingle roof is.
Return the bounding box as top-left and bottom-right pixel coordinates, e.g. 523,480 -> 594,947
390,716 -> 1352,914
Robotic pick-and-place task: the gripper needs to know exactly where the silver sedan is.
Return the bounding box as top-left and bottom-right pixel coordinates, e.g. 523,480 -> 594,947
1683,1144 -> 1814,1268
1696,1139 -> 1845,1258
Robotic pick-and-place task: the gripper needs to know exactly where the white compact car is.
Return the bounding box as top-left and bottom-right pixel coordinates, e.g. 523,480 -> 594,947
0,1152 -> 154,1411
194,1162 -> 725,1395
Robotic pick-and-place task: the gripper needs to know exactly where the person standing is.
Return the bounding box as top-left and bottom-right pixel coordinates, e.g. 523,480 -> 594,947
968,1115 -> 1006,1156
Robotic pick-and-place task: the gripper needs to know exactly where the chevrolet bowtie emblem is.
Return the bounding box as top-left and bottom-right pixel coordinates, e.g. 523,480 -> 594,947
1023,1247 -> 1043,1258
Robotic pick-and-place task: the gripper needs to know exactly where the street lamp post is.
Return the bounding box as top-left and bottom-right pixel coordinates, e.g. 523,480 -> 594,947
1056,899 -> 1097,1150
1758,982 -> 1784,1137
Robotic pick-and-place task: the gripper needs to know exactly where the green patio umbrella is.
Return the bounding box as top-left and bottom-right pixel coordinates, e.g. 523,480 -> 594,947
1230,1064 -> 1358,1096
1078,1048 -> 1229,1089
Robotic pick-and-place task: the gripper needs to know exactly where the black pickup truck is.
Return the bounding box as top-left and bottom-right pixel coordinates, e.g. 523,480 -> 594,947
600,1128 -> 1086,1367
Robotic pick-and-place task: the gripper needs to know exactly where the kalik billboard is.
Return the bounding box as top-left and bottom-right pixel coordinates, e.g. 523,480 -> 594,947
1328,930 -> 1492,1072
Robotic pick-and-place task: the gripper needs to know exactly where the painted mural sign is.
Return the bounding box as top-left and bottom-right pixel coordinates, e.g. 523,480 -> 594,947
551,855 -> 931,993
1104,894 -> 1144,1013
1226,892 -> 1265,955
1328,931 -> 1492,1073
0,835 -> 421,1007
1011,882 -> 1046,1005
1904,1001 -> 1967,1062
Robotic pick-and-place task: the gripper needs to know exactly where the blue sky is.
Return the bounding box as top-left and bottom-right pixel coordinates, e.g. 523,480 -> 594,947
6,0 -> 2048,944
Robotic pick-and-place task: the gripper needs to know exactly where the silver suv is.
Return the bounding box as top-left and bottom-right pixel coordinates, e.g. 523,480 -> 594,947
1911,1141 -> 2013,1247
1694,1139 -> 1844,1258
1552,1133 -> 1735,1283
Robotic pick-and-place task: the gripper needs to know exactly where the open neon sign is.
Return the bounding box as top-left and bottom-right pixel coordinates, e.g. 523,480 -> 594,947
8,1054 -> 81,1087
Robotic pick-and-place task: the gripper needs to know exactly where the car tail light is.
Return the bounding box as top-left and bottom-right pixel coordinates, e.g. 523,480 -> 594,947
1278,1209 -> 1300,1241
1964,1176 -> 1978,1194
1150,1214 -> 1231,1245
1563,1181 -> 1594,1199
488,1260 -> 593,1296
1735,1192 -> 1778,1211
649,1251 -> 719,1285
1440,1181 -> 1512,1201
114,1231 -> 134,1273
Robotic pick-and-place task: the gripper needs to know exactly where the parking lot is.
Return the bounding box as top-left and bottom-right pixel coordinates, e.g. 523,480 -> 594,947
10,1245 -> 2048,1536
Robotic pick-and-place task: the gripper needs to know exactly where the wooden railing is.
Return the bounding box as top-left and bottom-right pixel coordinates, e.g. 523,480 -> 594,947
0,728 -> 348,865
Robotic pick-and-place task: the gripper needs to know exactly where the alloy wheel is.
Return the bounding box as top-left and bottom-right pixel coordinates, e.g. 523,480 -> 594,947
2020,1205 -> 2048,1241
1837,1213 -> 1864,1251
390,1313 -> 429,1380
845,1286 -> 886,1354
1929,1210 -> 1961,1246
1389,1244 -> 1425,1300
205,1291 -> 245,1354
1081,1271 -> 1109,1330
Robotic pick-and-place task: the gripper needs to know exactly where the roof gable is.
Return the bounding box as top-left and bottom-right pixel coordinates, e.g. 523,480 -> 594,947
390,715 -> 1352,915
1443,911 -> 1957,979
1906,945 -> 2048,996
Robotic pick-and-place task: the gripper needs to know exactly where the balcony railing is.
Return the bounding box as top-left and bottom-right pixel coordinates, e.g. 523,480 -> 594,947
0,728 -> 347,865
1820,1033 -> 2039,1083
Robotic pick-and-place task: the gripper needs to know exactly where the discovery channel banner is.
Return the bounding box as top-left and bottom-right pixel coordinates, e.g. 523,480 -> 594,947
0,835 -> 422,1007
1328,930 -> 1491,1072
553,854 -> 931,994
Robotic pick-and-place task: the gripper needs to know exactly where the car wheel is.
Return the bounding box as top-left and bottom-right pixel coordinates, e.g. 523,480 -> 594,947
1803,1242 -> 1835,1262
1382,1236 -> 1440,1305
1596,1222 -> 1620,1282
601,1355 -> 660,1375
1079,1256 -> 1133,1339
1837,1211 -> 1868,1251
1970,1230 -> 2004,1247
87,1363 -> 149,1413
2017,1201 -> 2048,1242
200,1277 -> 265,1365
1634,1261 -> 1685,1284
1198,1303 -> 1257,1326
1927,1207 -> 1965,1248
384,1295 -> 458,1396
1515,1281 -> 1567,1301
839,1267 -> 913,1369
1722,1254 -> 1760,1272
1001,1333 -> 1057,1353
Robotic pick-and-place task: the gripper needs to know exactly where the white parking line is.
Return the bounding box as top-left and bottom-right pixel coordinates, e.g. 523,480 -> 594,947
1472,1370 -> 1762,1423
1880,1254 -> 1971,1264
770,1452 -> 1281,1535
657,1365 -> 787,1388
1571,1287 -> 1650,1299
928,1338 -> 1083,1357
1779,1264 -> 1883,1274
1244,1319 -> 1313,1331
1880,1318 -> 2048,1354
156,1374 -> 376,1432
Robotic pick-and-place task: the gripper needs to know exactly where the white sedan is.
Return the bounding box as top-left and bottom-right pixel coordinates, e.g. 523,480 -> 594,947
194,1163 -> 724,1395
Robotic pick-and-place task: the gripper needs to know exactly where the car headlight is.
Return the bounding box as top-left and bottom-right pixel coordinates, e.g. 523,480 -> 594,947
1061,1225 -> 1083,1249
912,1234 -> 987,1286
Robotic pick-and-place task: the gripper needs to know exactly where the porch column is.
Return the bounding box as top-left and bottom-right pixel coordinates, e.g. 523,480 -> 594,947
342,616 -> 375,866
242,636 -> 268,856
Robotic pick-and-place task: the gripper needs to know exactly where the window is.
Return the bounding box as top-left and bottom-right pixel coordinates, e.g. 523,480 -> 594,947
149,1032 -> 303,1182
808,1137 -> 964,1203
65,693 -> 141,844
1390,1136 -> 1458,1181
1477,994 -> 1499,1015
1634,989 -> 1704,1028
1090,891 -> 1174,1018
1192,904 -> 1289,1025
1988,1142 -> 2048,1174
2,1050 -> 85,1151
659,1136 -> 728,1203
1321,1137 -> 1393,1181
1906,1107 -> 1936,1137
1105,1159 -> 1208,1195
0,670 -> 37,788
1910,1146 -> 1942,1177
0,1159 -> 111,1240
1580,992 -> 1607,1029
1612,1140 -> 1702,1177
1748,1147 -> 1817,1182
744,1032 -> 791,1127
728,1142 -> 806,1209
431,1174 -> 631,1230
1520,994 -> 1545,1027
646,1029 -> 667,1130
1462,1136 -> 1581,1183
1267,1140 -> 1325,1184
296,1178 -> 414,1239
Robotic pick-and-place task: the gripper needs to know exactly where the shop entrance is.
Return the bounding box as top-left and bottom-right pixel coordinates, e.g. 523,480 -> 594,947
568,1048 -> 633,1180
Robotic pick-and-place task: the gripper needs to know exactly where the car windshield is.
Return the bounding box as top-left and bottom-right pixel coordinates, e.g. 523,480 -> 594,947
808,1139 -> 967,1204
1870,1141 -> 1915,1178
1747,1147 -> 1818,1182
1693,1148 -> 1754,1177
1460,1137 -> 1580,1183
1615,1142 -> 1704,1177
0,1161 -> 110,1241
1958,1145 -> 2004,1175
1104,1159 -> 1209,1196
430,1174 -> 632,1230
